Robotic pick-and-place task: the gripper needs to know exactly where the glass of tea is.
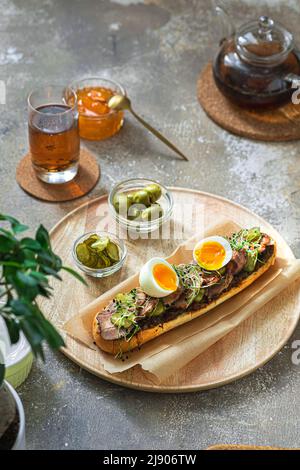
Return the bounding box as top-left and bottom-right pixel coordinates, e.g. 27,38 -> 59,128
69,78 -> 125,140
28,85 -> 80,184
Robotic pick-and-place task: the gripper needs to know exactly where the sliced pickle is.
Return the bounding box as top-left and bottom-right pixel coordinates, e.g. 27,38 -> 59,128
150,300 -> 165,317
84,251 -> 98,268
98,252 -> 111,268
96,256 -> 107,269
194,289 -> 205,303
115,293 -> 127,302
84,234 -> 99,247
111,311 -> 135,329
106,241 -> 120,262
76,233 -> 121,269
76,243 -> 91,265
91,236 -> 109,252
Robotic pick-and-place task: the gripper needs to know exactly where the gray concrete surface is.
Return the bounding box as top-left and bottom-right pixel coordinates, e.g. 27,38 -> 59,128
1,0 -> 300,449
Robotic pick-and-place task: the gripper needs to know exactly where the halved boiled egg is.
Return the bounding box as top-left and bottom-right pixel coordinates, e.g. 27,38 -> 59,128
139,257 -> 179,298
193,236 -> 232,271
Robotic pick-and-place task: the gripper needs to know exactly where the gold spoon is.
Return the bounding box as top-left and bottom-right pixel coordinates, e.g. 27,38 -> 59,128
108,94 -> 189,161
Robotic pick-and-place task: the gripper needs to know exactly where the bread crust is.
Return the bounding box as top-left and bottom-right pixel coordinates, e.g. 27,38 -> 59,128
93,244 -> 276,355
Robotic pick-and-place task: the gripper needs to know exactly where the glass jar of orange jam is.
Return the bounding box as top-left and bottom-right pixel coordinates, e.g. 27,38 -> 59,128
70,78 -> 125,141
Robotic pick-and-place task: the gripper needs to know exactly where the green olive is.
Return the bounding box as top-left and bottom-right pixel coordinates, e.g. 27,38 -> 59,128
113,193 -> 131,215
127,193 -> 134,206
140,203 -> 163,221
127,204 -> 142,220
144,183 -> 162,203
132,189 -> 151,207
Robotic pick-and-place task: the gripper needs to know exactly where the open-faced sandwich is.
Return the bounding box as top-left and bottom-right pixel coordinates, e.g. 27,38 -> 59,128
92,227 -> 276,355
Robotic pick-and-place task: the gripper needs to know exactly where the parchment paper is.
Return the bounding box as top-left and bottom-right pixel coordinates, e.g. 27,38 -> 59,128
64,220 -> 300,382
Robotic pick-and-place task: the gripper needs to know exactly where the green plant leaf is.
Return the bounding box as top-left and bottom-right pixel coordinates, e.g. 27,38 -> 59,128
29,271 -> 48,283
4,317 -> 20,344
35,224 -> 50,249
17,271 -> 38,287
0,214 -> 28,233
10,299 -> 33,317
0,235 -> 15,253
32,305 -> 65,349
61,266 -> 88,285
0,227 -> 17,239
40,266 -> 62,280
0,261 -> 24,268
19,316 -> 45,359
0,215 -> 85,362
23,259 -> 38,269
20,238 -> 41,251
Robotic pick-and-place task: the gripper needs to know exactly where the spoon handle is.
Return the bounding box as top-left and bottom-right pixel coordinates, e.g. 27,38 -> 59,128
129,108 -> 189,161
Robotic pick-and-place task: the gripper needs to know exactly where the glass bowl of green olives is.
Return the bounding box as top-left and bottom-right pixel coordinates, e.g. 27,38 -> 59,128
72,231 -> 127,278
109,178 -> 173,233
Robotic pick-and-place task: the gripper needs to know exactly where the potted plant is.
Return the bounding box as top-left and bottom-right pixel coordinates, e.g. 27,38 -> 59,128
0,214 -> 85,449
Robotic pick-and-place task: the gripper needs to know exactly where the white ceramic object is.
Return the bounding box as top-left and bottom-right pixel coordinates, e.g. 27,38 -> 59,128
4,381 -> 26,450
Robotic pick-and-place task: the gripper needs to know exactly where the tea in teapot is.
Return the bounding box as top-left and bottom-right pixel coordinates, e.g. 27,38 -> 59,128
212,3 -> 300,107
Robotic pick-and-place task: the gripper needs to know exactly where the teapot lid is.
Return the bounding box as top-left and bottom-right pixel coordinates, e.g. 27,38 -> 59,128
235,16 -> 294,65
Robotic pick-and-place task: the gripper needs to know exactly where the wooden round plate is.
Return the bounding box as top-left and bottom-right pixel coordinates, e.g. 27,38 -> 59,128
42,188 -> 300,392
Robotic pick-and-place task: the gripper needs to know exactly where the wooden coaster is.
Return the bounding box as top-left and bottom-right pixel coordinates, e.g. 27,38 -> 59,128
197,63 -> 300,141
16,148 -> 100,202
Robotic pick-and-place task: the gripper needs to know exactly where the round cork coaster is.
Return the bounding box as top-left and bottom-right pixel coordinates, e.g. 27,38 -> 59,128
16,148 -> 100,202
197,63 -> 300,141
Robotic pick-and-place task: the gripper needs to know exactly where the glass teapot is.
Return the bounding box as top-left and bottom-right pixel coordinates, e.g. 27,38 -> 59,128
212,2 -> 300,107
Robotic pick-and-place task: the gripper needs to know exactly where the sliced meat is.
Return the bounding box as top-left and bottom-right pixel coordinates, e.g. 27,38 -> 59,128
135,288 -> 147,306
103,300 -> 117,315
139,297 -> 159,317
172,292 -> 190,310
207,273 -> 233,300
227,250 -> 247,275
97,312 -> 120,340
162,285 -> 184,307
259,234 -> 271,253
202,272 -> 220,286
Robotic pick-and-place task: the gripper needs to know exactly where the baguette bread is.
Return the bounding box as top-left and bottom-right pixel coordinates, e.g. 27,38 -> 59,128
93,241 -> 276,355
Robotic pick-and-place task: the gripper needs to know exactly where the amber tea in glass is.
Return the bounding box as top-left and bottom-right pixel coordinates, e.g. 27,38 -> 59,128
28,86 -> 80,184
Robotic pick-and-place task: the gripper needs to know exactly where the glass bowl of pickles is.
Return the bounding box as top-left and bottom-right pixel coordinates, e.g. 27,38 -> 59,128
108,178 -> 173,234
72,231 -> 127,278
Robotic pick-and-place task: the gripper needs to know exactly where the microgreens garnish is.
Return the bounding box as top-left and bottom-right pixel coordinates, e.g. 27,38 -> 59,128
174,264 -> 204,306
111,290 -> 141,335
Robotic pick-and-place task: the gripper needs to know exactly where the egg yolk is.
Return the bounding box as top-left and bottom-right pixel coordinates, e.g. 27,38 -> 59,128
153,264 -> 177,291
194,241 -> 225,270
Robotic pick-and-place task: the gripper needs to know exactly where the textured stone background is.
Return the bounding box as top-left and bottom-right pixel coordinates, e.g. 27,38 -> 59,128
1,0 -> 299,449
